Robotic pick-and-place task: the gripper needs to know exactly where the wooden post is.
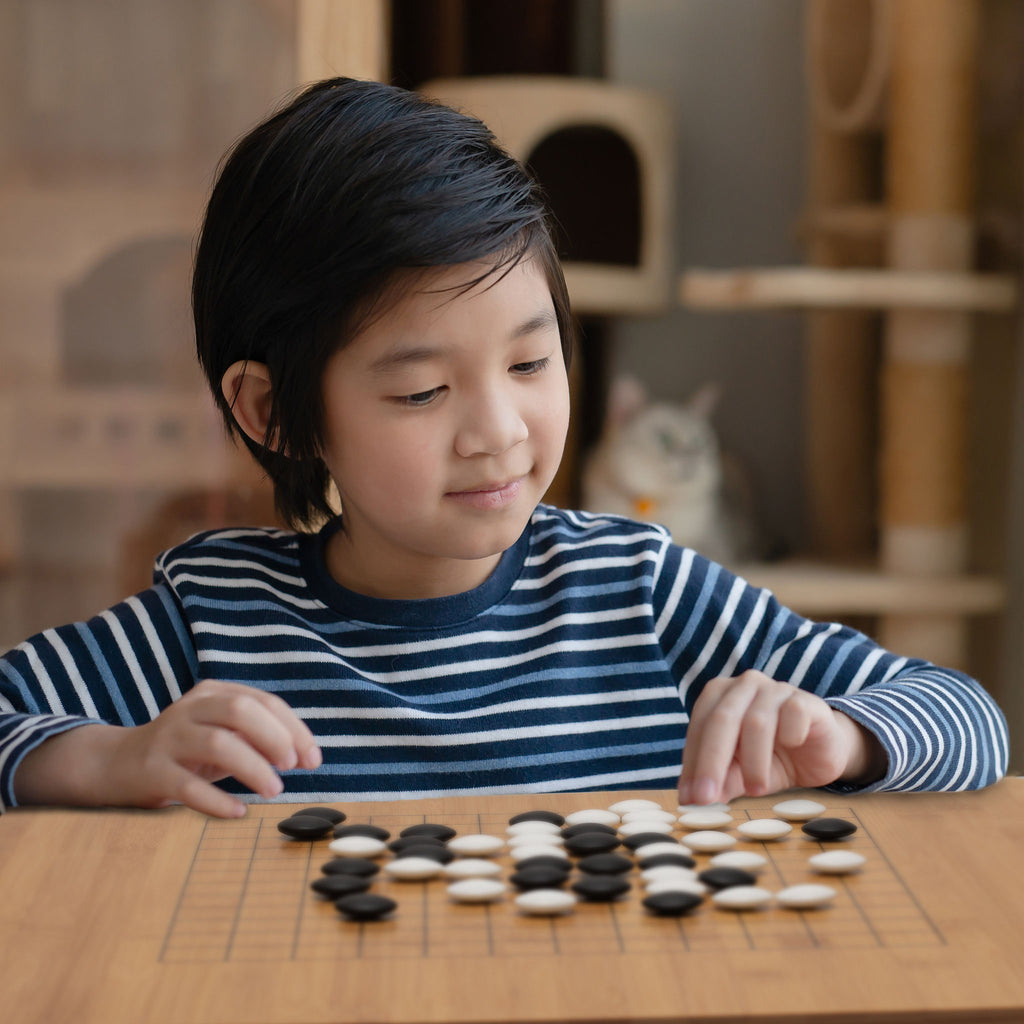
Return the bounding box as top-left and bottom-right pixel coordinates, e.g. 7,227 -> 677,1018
803,0 -> 887,560
295,0 -> 390,84
878,0 -> 980,665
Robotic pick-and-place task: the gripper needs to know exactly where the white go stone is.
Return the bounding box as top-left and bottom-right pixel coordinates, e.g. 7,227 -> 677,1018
442,858 -> 503,879
621,808 -> 677,826
446,833 -> 506,857
514,889 -> 577,916
772,798 -> 827,821
678,810 -> 734,831
510,843 -> 570,863
618,819 -> 674,837
645,878 -> 708,897
384,856 -> 443,881
678,802 -> 730,815
777,883 -> 837,909
736,818 -> 793,841
608,798 -> 665,815
506,820 -> 561,837
447,878 -> 507,903
709,850 -> 768,874
712,885 -> 773,910
507,832 -> 563,848
327,836 -> 388,858
634,841 -> 689,859
564,809 -> 620,827
808,850 -> 866,875
681,830 -> 737,853
641,865 -> 698,885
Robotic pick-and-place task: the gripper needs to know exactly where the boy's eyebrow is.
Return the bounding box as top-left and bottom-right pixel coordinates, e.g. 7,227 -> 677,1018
369,308 -> 559,374
369,346 -> 439,374
511,308 -> 559,338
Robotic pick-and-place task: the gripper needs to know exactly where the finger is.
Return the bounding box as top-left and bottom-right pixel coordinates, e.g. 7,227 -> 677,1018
234,685 -> 322,769
736,685 -> 791,796
682,676 -> 761,804
679,677 -> 732,802
164,764 -> 249,819
189,684 -> 312,773
776,689 -> 815,750
173,723 -> 286,802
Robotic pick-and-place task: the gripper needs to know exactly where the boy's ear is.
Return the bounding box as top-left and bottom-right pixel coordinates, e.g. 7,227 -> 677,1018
221,360 -> 278,449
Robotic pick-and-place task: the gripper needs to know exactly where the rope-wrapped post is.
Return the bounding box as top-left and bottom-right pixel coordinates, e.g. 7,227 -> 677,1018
878,0 -> 981,666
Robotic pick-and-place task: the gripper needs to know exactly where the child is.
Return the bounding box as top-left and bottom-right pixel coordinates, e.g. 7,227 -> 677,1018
0,79 -> 1008,819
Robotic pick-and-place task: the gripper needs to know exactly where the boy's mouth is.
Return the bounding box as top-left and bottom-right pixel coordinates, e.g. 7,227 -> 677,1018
446,477 -> 525,509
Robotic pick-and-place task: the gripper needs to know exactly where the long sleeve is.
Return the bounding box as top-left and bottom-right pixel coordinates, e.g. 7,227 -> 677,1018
0,583 -> 199,809
651,540 -> 1009,792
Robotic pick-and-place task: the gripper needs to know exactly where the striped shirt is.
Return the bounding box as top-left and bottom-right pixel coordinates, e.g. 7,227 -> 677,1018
0,505 -> 1008,809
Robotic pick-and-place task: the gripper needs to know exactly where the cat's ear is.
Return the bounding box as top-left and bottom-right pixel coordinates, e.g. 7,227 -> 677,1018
688,382 -> 721,420
606,376 -> 648,427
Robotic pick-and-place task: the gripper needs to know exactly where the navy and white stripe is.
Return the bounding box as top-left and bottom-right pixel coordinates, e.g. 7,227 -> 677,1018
0,506 -> 1008,809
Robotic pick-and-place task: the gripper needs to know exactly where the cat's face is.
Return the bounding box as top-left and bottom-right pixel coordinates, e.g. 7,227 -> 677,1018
610,404 -> 721,498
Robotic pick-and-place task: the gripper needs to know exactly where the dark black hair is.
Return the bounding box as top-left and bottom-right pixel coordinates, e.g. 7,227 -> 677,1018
193,77 -> 573,529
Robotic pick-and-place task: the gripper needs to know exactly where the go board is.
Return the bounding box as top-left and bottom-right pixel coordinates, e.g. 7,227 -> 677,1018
158,800 -> 942,964
3,783 -> 1024,1024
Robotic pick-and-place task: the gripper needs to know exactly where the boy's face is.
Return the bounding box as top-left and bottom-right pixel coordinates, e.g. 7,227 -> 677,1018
319,257 -> 570,599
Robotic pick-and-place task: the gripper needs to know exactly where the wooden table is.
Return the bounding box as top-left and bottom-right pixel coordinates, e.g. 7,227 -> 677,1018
2,782 -> 1023,1023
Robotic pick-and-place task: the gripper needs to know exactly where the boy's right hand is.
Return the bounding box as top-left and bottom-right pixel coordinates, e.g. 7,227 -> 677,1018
15,680 -> 322,818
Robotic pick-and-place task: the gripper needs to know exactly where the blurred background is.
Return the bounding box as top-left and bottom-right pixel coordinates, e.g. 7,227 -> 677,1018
0,0 -> 1021,769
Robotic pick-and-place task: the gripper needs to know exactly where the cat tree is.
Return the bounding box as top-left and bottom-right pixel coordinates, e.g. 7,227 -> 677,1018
681,0 -> 1014,670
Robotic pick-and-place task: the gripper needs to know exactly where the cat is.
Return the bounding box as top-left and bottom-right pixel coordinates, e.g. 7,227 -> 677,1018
581,376 -> 759,565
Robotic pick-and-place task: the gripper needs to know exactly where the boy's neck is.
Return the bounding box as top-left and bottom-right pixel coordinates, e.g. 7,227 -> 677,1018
324,529 -> 503,601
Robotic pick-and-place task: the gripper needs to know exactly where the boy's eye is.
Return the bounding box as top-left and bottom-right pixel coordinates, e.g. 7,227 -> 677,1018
511,356 -> 551,375
397,386 -> 444,407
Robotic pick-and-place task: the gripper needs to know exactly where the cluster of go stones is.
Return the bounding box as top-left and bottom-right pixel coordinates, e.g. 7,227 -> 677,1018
276,798 -> 864,922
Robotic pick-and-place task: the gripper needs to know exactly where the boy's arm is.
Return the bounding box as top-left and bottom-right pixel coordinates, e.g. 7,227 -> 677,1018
652,544 -> 1009,797
1,584 -> 322,817
677,671 -> 889,806
13,682 -> 321,818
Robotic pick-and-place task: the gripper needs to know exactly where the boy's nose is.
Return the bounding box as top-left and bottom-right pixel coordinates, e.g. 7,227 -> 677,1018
454,392 -> 529,457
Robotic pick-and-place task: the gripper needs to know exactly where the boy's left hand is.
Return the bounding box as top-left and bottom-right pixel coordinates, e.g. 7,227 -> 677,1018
677,670 -> 885,806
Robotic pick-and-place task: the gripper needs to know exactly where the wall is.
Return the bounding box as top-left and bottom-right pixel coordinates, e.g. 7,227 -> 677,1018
604,0 -> 809,557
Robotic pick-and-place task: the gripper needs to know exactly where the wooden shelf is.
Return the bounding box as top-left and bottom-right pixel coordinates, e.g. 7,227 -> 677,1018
0,389 -> 229,488
679,267 -> 1018,312
733,560 -> 1006,617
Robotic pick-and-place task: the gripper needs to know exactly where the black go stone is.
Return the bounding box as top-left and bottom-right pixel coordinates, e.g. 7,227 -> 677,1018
399,823 -> 457,842
297,806 -> 347,825
698,866 -> 757,890
509,809 -> 566,827
515,855 -> 574,874
561,822 -> 618,839
334,893 -> 398,921
332,823 -> 391,841
509,865 -> 571,890
637,851 -> 697,871
572,875 -> 631,901
388,835 -> 446,854
321,858 -> 381,877
621,832 -> 677,851
310,874 -> 371,899
564,832 -> 621,856
395,843 -> 454,864
642,890 -> 704,916
576,853 -> 634,875
276,815 -> 335,840
801,817 -> 858,841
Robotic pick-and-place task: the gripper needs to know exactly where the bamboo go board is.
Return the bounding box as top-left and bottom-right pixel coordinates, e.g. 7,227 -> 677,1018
3,782 -> 1023,1023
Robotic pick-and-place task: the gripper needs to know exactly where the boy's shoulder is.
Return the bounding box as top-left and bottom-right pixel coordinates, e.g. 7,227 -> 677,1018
530,504 -> 672,547
153,525 -> 304,578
